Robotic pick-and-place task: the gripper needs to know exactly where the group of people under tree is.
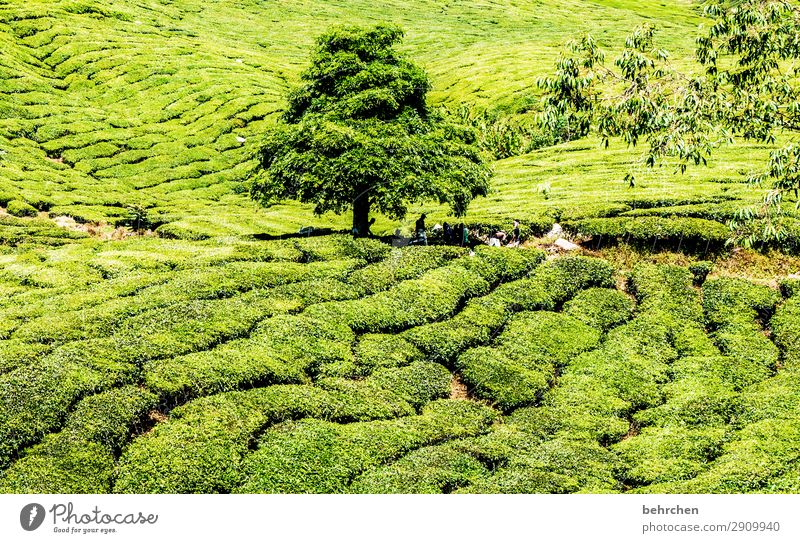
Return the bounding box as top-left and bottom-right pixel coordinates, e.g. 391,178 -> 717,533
409,213 -> 465,246
355,210 -> 522,248
486,219 -> 521,248
414,214 -> 521,248
434,217 -> 470,247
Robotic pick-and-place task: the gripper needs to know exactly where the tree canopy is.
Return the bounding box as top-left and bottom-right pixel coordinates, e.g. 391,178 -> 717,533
538,0 -> 800,246
250,24 -> 491,235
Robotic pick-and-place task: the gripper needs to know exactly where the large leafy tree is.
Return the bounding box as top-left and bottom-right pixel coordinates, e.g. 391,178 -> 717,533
250,24 -> 491,235
538,0 -> 800,246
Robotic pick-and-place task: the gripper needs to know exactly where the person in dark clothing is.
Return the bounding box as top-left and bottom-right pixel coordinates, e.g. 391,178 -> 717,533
416,213 -> 426,232
443,222 -> 453,244
460,223 -> 469,247
365,217 -> 376,236
415,213 -> 428,246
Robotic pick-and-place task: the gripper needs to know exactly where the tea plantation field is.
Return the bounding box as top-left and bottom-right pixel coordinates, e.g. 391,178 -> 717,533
0,236 -> 797,493
2,0 -> 796,243
2,0 -> 800,494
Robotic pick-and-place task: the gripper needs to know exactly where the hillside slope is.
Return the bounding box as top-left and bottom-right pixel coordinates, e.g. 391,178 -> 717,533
1,2 -> 800,498
0,0 -> 730,237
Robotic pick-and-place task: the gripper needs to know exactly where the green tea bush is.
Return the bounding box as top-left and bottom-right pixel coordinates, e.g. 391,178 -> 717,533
563,288 -> 635,331
305,264 -> 489,333
493,312 -> 602,368
394,258 -> 614,400
503,406 -> 573,442
13,260 -> 362,344
345,245 -> 466,295
152,259 -> 362,300
228,240 -> 305,263
564,295 -> 688,410
764,463 -> 800,493
568,330 -> 671,410
268,279 -> 361,306
235,400 -> 496,493
738,368 -> 800,424
471,256 -> 612,318
514,261 -> 712,479
349,444 -> 488,493
364,362 -> 452,409
593,271 -> 773,493
310,373 -> 425,420
556,202 -> 632,222
771,297 -> 800,367
564,217 -> 730,247
628,264 -> 702,320
613,426 -> 727,486
699,279 -> 781,385
0,339 -> 50,374
148,338 -> 281,396
293,235 -> 391,263
620,201 -> 744,222
64,386 -> 159,453
6,199 -> 37,217
458,435 -> 622,493
622,196 -> 736,210
532,256 -> 616,304
526,436 -> 624,492
0,386 -> 157,493
446,423 -> 537,469
352,334 -> 425,376
457,312 -> 601,411
0,192 -> 18,206
0,227 -> 85,248
713,333 -> 777,387
1,294 -> 295,465
672,322 -> 721,358
457,463 -> 581,494
633,376 -> 741,427
115,388 -> 325,494
24,196 -> 54,212
0,437 -> 115,494
0,215 -> 44,228
703,278 -> 780,332
12,298 -> 165,344
111,295 -> 286,360
155,223 -> 211,240
116,364 -> 452,493
1,257 -> 103,289
672,354 -> 771,393
144,314 -> 353,402
537,374 -> 632,443
400,294 -> 511,366
45,337 -> 149,386
457,246 -> 545,285
0,359 -> 103,468
674,418 -> 800,493
458,347 -> 549,410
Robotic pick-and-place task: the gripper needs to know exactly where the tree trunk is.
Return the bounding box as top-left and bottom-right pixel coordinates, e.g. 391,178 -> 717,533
352,191 -> 371,237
